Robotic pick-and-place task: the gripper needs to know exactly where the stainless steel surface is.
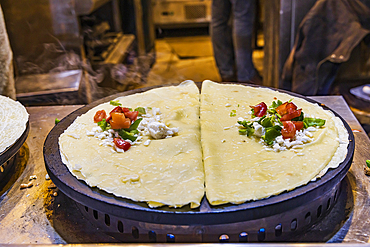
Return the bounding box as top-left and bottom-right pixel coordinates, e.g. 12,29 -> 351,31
0,96 -> 369,244
16,70 -> 82,97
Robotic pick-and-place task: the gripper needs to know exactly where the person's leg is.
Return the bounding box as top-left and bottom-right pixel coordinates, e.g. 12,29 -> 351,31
231,0 -> 258,82
210,0 -> 236,81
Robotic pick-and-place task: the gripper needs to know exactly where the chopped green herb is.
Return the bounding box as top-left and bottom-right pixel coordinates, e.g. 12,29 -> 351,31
267,109 -> 276,115
260,116 -> 274,128
262,125 -> 282,145
97,119 -> 109,131
126,118 -> 142,131
230,112 -> 236,117
303,118 -> 326,127
366,160 -> 370,168
270,100 -> 283,109
55,118 -> 60,124
147,107 -> 152,110
239,125 -> 254,137
110,100 -> 122,106
238,120 -> 250,127
237,104 -> 240,107
130,129 -> 139,135
134,107 -> 146,116
119,129 -> 137,142
292,112 -> 304,121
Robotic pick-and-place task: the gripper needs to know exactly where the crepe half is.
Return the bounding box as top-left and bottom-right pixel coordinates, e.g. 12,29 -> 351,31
0,95 -> 29,154
59,81 -> 204,208
200,80 -> 349,206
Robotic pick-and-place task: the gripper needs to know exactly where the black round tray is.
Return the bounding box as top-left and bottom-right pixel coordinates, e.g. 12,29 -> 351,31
43,83 -> 354,241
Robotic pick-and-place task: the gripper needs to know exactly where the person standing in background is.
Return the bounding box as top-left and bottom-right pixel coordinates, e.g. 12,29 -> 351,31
211,0 -> 262,84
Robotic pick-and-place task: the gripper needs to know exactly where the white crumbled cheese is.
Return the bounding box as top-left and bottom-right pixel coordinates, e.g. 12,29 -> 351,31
86,131 -> 95,136
88,106 -> 178,152
115,147 -> 125,153
95,133 -> 106,140
238,117 -> 244,122
306,127 -> 317,132
147,122 -> 179,139
221,139 -> 226,143
92,126 -> 102,132
225,103 -> 232,107
143,140 -> 151,146
224,126 -> 230,130
253,122 -> 264,137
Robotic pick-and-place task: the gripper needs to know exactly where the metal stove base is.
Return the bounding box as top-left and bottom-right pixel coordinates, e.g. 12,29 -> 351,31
76,179 -> 348,243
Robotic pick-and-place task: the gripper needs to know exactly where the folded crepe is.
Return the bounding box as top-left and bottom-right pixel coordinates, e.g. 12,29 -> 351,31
59,81 -> 204,208
200,80 -> 348,205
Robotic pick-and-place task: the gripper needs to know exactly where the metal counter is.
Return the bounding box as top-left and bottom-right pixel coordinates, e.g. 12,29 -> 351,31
0,96 -> 370,244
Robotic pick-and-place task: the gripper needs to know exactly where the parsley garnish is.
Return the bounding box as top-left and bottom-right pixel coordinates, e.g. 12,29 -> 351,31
135,107 -> 146,116
230,110 -> 237,117
126,118 -> 142,132
110,100 -> 122,106
97,119 -> 109,131
303,118 -> 326,127
55,118 -> 60,124
119,129 -> 137,141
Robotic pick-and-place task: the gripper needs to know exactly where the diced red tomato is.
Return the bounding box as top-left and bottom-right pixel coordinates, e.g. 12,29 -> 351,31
124,111 -> 138,122
281,121 -> 296,139
113,138 -> 131,151
110,106 -> 123,114
275,102 -> 288,115
110,112 -> 131,129
292,121 -> 304,131
276,102 -> 298,116
251,102 -> 267,117
280,109 -> 302,121
93,110 -> 107,123
122,107 -> 131,113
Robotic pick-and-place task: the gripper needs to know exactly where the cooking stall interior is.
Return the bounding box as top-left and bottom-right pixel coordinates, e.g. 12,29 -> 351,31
0,0 -> 370,244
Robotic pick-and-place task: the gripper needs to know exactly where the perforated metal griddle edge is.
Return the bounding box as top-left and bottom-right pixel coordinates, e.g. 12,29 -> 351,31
43,83 -> 355,227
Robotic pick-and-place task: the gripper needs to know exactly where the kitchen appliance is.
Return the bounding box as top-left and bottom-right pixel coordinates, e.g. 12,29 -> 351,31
44,83 -> 355,242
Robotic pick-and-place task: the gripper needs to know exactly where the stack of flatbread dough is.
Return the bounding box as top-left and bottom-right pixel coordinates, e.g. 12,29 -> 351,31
59,80 -> 349,208
0,95 -> 29,154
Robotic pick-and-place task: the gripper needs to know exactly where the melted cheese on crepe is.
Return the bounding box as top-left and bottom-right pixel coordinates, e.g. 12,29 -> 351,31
0,96 -> 29,154
59,81 -> 204,208
200,80 -> 348,205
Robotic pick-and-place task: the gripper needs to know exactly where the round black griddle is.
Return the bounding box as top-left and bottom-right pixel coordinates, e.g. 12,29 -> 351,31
43,83 -> 355,242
